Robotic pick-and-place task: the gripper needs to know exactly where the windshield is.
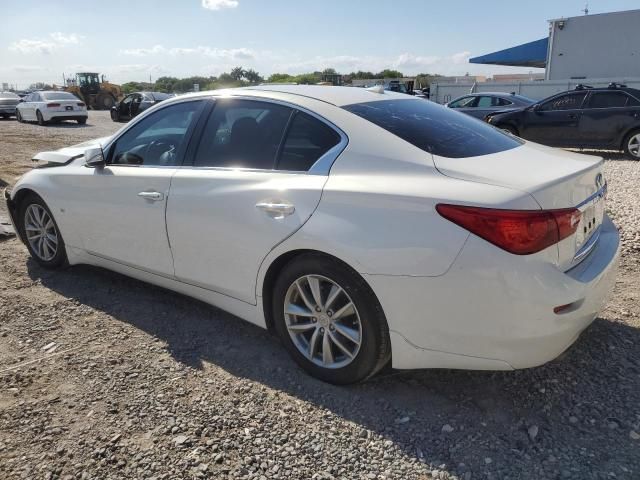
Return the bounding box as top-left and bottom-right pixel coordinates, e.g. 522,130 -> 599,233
42,91 -> 79,101
150,92 -> 173,101
343,99 -> 522,158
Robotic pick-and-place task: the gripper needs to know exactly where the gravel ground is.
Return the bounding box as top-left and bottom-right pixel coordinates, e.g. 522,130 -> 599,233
0,112 -> 639,480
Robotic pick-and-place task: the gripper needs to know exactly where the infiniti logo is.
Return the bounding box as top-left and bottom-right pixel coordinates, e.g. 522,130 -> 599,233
595,173 -> 604,190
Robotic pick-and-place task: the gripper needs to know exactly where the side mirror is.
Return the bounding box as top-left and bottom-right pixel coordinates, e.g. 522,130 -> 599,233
531,104 -> 541,112
84,147 -> 106,168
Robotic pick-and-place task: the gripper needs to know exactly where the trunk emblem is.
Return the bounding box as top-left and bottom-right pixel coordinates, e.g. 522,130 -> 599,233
595,173 -> 604,190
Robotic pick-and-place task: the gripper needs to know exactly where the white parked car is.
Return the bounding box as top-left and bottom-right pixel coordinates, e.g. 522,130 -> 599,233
4,86 -> 620,384
16,90 -> 88,125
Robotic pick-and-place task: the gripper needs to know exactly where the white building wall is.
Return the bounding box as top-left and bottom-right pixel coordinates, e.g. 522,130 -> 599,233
547,9 -> 640,80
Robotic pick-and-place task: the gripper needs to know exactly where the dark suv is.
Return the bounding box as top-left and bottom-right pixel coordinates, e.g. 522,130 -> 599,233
485,84 -> 640,159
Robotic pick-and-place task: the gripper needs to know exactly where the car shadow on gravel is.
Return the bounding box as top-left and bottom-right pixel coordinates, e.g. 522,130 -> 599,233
28,260 -> 640,479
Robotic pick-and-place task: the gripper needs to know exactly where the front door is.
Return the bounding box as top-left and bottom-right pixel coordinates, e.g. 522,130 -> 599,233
521,91 -> 587,146
580,90 -> 639,147
167,98 -> 344,304
66,99 -> 206,275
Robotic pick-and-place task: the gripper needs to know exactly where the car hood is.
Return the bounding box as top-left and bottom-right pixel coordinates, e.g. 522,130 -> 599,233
32,136 -> 111,165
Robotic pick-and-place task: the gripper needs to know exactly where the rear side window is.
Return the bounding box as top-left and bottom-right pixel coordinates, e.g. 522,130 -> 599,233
277,112 -> 341,171
343,99 -> 522,158
540,92 -> 587,111
587,92 -> 630,108
194,99 -> 292,169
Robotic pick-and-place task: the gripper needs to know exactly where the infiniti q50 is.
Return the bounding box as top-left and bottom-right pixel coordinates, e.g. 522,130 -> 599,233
5,86 -> 620,384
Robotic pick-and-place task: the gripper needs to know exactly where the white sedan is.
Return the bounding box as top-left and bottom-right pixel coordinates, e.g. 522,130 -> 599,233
4,86 -> 620,384
16,90 -> 88,125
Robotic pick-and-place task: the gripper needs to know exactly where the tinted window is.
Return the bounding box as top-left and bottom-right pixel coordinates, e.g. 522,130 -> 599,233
194,99 -> 291,169
150,92 -> 172,101
277,112 -> 341,171
540,92 -> 587,111
628,94 -> 640,106
495,97 -> 513,106
42,91 -> 78,101
476,96 -> 493,108
343,99 -> 522,158
110,100 -> 203,166
448,96 -> 476,108
587,92 -> 629,108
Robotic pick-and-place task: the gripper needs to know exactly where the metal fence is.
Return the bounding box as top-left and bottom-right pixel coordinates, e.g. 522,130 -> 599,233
430,77 -> 640,104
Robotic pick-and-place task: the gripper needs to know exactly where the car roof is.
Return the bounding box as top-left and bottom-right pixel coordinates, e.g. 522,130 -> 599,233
226,85 -> 411,106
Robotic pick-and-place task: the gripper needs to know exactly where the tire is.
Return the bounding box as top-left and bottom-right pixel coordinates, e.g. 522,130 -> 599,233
95,93 -> 115,110
623,129 -> 640,160
77,118 -> 87,125
36,110 -> 47,126
18,193 -> 68,269
1,114 -> 8,119
16,110 -> 23,123
272,253 -> 391,384
110,109 -> 119,122
499,124 -> 518,136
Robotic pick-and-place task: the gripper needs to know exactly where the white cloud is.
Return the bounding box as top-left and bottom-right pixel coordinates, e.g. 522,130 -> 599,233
202,0 -> 238,10
120,45 -> 255,61
8,32 -> 82,54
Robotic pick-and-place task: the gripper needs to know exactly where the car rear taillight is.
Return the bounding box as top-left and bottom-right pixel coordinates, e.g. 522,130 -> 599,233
436,204 -> 581,255
46,103 -> 61,107
77,102 -> 85,107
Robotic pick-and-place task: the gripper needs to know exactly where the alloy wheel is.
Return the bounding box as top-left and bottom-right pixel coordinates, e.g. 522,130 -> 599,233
628,133 -> 640,158
284,274 -> 362,369
24,204 -> 58,261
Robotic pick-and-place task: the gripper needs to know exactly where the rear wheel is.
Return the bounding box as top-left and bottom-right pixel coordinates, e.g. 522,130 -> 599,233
110,109 -> 120,122
18,194 -> 68,269
272,253 -> 390,384
36,110 -> 47,126
16,110 -> 23,123
77,118 -> 87,125
1,114 -> 8,119
95,93 -> 115,110
623,130 -> 640,160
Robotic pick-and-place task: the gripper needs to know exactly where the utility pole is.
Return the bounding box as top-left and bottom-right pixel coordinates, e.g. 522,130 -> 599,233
582,2 -> 589,15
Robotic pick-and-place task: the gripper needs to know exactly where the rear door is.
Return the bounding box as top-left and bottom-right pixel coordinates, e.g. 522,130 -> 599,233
167,97 -> 345,304
580,91 -> 640,147
521,91 -> 587,146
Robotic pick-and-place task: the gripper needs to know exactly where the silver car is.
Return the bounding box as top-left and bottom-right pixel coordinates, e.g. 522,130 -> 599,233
446,92 -> 535,119
0,91 -> 20,119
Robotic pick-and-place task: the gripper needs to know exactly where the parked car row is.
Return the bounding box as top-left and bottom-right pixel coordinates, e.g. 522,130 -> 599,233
446,84 -> 640,159
5,85 -> 619,384
110,91 -> 175,122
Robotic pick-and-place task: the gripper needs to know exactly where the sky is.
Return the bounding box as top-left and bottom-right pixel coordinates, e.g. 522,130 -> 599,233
1,0 -> 639,88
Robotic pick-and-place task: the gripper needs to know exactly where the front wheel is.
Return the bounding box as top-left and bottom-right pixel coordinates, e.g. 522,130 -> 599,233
18,194 -> 68,269
36,110 -> 47,126
77,118 -> 87,125
16,110 -> 24,123
623,130 -> 640,160
273,253 -> 390,384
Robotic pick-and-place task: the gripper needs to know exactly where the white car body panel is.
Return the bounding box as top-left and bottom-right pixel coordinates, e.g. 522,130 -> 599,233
7,86 -> 620,372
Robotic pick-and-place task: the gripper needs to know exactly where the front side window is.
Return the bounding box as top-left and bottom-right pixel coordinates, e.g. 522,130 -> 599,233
344,99 -> 522,159
277,112 -> 341,171
109,100 -> 203,166
448,96 -> 476,108
540,92 -> 587,111
495,97 -> 513,106
194,99 -> 292,169
476,96 -> 494,108
587,92 -> 630,109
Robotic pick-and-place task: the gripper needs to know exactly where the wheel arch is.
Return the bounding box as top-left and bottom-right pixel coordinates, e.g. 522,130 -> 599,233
8,187 -> 41,244
260,248 -> 385,335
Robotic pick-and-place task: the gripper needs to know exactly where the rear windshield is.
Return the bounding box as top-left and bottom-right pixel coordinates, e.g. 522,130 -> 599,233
42,91 -> 78,101
343,99 -> 522,158
0,92 -> 19,99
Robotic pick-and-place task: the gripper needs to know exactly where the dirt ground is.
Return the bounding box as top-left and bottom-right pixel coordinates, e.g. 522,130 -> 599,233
0,112 -> 639,480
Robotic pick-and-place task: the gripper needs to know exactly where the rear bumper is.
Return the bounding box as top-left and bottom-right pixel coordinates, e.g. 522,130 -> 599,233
0,106 -> 16,115
367,214 -> 620,370
43,111 -> 87,121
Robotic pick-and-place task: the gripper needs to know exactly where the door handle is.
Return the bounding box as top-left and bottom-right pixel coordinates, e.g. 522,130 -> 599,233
568,113 -> 577,119
255,201 -> 295,219
137,191 -> 164,201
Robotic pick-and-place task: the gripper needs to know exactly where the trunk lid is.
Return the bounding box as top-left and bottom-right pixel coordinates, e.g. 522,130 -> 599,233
432,141 -> 606,270
46,99 -> 85,113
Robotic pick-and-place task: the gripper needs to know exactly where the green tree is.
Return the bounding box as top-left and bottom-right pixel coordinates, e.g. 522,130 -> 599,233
267,73 -> 295,83
349,71 -> 375,79
230,66 -> 246,81
375,69 -> 404,79
243,69 -> 263,84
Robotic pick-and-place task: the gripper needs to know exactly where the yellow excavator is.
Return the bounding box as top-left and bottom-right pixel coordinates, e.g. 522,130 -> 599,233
63,72 -> 123,110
